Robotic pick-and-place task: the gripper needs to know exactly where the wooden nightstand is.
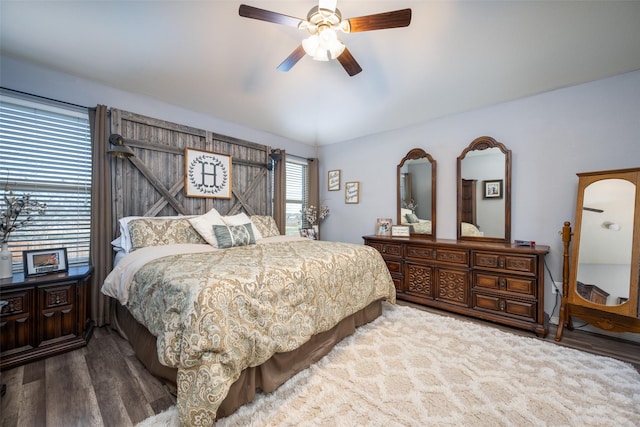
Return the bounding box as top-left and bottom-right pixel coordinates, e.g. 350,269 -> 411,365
0,265 -> 94,370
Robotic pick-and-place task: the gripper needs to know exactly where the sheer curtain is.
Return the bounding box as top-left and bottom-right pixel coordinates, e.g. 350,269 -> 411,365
88,105 -> 113,326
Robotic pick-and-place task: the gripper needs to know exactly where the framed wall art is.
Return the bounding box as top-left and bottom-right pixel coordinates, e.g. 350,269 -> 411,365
328,169 -> 341,191
23,247 -> 68,276
345,181 -> 360,204
483,179 -> 503,199
185,148 -> 232,198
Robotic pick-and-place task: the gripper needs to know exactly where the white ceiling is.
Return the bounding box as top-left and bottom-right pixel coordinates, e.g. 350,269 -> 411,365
1,1 -> 640,146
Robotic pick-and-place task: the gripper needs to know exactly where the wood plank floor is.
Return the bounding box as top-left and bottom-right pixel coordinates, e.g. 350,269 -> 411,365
1,303 -> 638,426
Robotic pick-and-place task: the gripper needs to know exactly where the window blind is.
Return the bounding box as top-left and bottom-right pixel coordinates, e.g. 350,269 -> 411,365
285,158 -> 309,235
0,93 -> 92,271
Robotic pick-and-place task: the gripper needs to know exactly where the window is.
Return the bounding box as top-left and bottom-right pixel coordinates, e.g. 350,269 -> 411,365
285,158 -> 309,236
0,92 -> 92,271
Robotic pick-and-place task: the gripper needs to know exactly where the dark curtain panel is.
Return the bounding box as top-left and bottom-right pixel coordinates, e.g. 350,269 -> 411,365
308,157 -> 320,212
88,105 -> 113,326
273,149 -> 287,234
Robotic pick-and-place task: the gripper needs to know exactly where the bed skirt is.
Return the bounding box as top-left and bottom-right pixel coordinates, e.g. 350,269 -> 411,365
111,299 -> 383,419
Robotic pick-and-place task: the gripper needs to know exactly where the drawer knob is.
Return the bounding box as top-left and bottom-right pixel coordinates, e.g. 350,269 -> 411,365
55,296 -> 61,304
498,259 -> 505,268
499,300 -> 505,311
499,279 -> 507,289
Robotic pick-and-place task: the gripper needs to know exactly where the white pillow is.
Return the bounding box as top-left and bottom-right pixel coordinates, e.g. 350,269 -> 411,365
188,208 -> 225,247
223,212 -> 263,240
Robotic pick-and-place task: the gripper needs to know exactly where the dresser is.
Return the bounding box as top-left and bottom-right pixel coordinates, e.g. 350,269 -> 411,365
364,236 -> 549,337
0,265 -> 94,370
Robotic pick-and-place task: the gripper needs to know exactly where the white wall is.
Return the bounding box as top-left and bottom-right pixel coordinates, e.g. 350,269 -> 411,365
318,70 -> 640,337
0,55 -> 316,159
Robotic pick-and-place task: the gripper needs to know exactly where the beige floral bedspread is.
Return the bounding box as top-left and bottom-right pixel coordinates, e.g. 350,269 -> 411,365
124,239 -> 395,426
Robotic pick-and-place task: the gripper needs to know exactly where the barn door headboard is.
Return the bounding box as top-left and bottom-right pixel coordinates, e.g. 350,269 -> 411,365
110,108 -> 272,237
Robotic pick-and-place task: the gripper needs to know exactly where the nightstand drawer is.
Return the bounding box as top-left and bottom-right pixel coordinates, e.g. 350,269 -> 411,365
0,289 -> 32,316
40,283 -> 75,309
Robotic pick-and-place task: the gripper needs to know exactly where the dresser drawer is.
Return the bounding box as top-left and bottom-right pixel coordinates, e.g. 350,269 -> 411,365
40,283 -> 75,309
474,273 -> 536,297
473,292 -> 537,322
367,241 -> 403,258
472,251 -> 537,275
407,245 -> 468,266
385,260 -> 403,275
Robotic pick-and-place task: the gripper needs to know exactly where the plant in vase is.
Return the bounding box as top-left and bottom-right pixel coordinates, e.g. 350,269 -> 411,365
301,205 -> 329,240
1,187 -> 47,278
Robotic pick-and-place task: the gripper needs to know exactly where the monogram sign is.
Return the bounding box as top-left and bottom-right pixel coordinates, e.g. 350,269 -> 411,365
185,148 -> 232,198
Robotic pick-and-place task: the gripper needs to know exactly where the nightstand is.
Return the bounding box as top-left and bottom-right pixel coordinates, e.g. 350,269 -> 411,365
0,265 -> 94,370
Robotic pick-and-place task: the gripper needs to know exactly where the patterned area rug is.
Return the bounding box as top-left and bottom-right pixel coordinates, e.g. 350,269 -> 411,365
138,303 -> 640,426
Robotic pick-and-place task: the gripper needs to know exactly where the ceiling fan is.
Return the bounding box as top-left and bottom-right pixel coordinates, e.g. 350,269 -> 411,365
238,1 -> 412,76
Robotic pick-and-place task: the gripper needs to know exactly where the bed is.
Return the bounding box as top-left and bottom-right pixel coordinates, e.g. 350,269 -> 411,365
102,210 -> 396,425
400,208 -> 484,236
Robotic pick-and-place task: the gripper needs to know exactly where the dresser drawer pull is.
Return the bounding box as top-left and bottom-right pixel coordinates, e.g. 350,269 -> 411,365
499,279 -> 507,289
499,300 -> 505,311
498,259 -> 505,268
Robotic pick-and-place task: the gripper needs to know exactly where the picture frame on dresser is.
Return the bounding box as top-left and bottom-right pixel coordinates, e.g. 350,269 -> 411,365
23,247 -> 68,277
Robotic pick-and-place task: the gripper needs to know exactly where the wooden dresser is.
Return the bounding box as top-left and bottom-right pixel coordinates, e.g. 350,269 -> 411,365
0,265 -> 94,370
364,236 -> 549,337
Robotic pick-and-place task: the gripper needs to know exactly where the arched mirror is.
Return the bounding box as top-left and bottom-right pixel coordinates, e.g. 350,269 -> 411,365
555,168 -> 640,341
575,178 -> 635,307
397,148 -> 436,237
456,136 -> 511,243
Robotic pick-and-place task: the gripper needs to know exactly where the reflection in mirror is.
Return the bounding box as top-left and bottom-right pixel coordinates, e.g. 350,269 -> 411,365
576,178 -> 635,306
397,149 -> 436,237
457,136 -> 511,243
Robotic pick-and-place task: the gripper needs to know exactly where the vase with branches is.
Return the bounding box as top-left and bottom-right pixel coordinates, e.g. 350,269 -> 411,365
1,186 -> 47,278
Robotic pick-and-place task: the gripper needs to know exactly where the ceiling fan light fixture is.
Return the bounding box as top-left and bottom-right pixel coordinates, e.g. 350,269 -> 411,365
302,28 -> 345,61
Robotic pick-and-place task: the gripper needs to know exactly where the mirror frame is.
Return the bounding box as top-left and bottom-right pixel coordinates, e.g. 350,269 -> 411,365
456,136 -> 511,243
397,148 -> 437,238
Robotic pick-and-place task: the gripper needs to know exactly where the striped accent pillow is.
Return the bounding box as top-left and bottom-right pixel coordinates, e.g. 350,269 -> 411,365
212,223 -> 256,249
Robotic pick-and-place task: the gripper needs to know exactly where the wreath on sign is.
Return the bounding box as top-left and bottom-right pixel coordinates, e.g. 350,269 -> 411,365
188,154 -> 229,195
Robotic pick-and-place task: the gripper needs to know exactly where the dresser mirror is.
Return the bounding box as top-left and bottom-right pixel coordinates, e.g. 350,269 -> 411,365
555,168 -> 640,341
456,136 -> 511,243
397,148 -> 436,237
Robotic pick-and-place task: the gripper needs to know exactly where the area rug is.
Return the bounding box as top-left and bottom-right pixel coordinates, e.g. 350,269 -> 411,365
138,303 -> 640,426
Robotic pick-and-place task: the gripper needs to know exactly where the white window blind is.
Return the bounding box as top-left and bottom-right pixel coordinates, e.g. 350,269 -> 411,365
0,93 -> 92,271
285,158 -> 309,235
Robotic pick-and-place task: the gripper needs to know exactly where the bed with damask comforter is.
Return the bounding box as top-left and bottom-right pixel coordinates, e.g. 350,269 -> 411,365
103,232 -> 395,425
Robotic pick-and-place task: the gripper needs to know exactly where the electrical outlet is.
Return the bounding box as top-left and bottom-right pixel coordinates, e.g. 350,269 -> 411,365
553,281 -> 562,294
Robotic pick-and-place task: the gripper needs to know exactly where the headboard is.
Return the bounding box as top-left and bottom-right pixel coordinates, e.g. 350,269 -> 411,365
109,108 -> 272,239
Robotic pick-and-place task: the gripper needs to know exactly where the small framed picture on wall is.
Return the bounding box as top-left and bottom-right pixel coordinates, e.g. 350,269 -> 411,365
483,179 -> 503,199
328,170 -> 341,191
345,181 -> 360,204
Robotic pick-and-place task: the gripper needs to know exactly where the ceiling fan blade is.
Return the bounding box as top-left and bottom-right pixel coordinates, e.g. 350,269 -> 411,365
277,45 -> 306,72
346,8 -> 412,33
337,48 -> 362,76
239,4 -> 303,27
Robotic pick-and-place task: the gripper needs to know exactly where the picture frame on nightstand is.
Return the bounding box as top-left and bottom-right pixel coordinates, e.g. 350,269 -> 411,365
23,247 -> 68,277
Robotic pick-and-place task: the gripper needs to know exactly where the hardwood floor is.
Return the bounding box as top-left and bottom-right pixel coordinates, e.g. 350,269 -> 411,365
1,304 -> 638,426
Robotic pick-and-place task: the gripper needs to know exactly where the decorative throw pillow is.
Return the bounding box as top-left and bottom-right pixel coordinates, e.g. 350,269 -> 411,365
188,208 -> 226,247
250,215 -> 281,238
128,218 -> 206,251
213,223 -> 256,249
223,213 -> 263,240
405,213 -> 419,224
